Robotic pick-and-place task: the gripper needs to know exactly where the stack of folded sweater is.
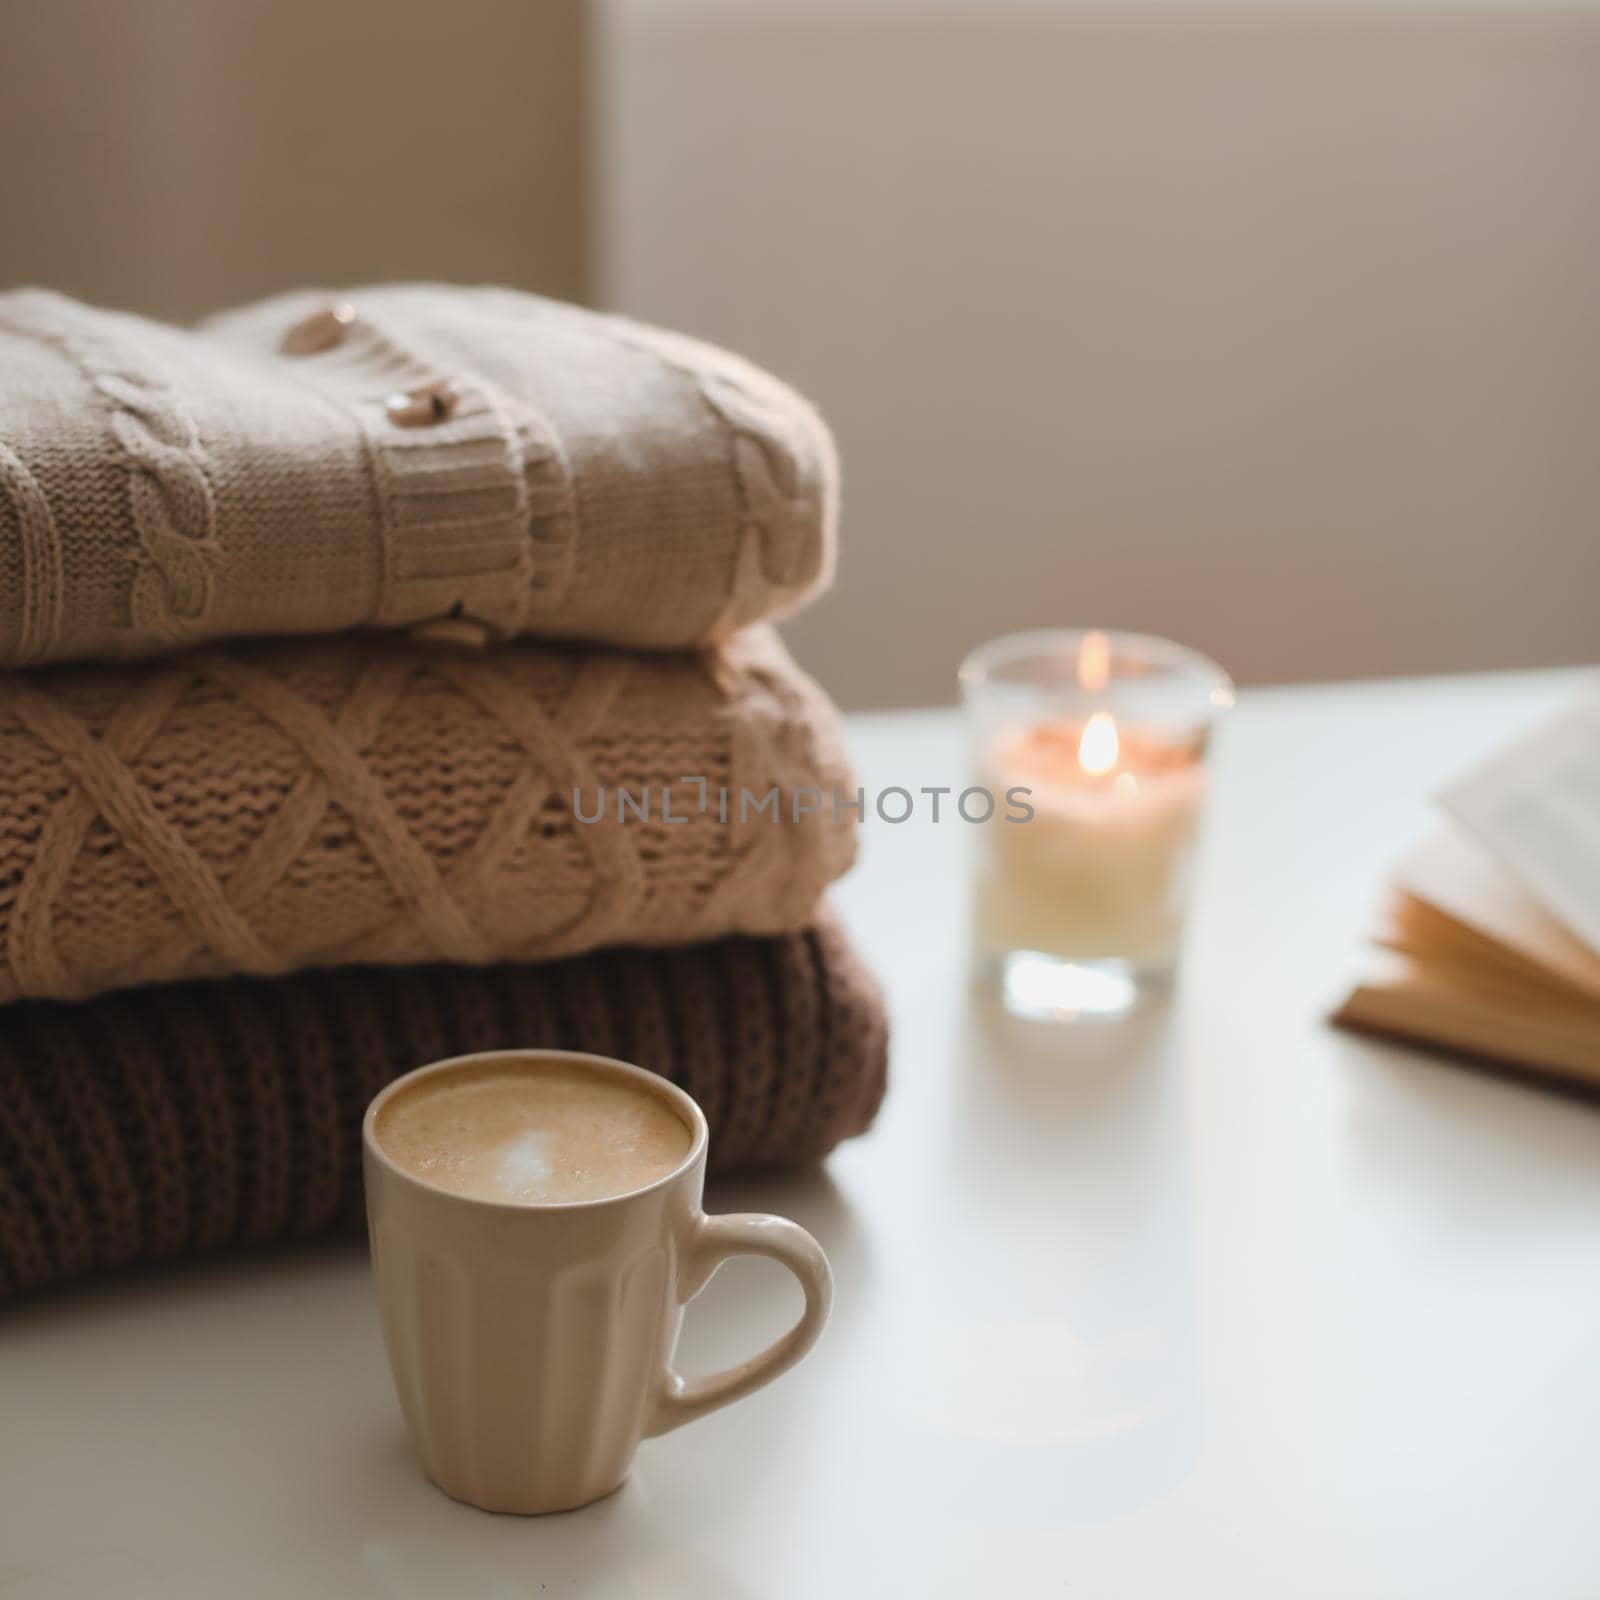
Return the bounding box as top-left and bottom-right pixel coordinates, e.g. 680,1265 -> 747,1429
0,285 -> 885,1301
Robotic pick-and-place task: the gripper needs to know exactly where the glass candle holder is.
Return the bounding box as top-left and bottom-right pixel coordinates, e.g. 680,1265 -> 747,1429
960,628 -> 1233,1021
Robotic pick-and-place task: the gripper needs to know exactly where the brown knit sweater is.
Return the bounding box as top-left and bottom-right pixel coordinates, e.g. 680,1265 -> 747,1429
0,914 -> 887,1302
0,285 -> 836,667
0,624 -> 855,1003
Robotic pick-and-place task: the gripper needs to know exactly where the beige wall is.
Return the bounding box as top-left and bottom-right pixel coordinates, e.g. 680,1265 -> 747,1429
598,3 -> 1600,708
5,2 -> 1596,708
1,0 -> 589,322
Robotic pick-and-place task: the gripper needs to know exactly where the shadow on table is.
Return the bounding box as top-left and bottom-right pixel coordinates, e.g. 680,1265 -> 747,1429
960,970 -> 1180,1113
703,1166 -> 866,1280
0,1228 -> 369,1331
917,974 -> 1206,1527
1332,1027 -> 1600,1211
330,1416 -> 764,1599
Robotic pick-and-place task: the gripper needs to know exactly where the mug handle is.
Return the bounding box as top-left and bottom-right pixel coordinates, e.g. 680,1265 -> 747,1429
644,1212 -> 832,1437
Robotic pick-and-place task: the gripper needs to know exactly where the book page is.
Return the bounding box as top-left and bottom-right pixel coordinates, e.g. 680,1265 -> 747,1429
1441,690 -> 1600,959
1393,831 -> 1600,999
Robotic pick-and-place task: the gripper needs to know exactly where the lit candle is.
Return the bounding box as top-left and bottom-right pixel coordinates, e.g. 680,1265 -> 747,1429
962,628 -> 1230,1013
976,704 -> 1207,970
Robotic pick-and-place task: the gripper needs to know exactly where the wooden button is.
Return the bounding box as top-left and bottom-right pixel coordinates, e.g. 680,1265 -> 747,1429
408,615 -> 493,652
281,302 -> 355,355
386,379 -> 463,428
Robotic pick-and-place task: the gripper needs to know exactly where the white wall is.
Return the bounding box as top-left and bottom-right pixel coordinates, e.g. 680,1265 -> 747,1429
597,3 -> 1600,709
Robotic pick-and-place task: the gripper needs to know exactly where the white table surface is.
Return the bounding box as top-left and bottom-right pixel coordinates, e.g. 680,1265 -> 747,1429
4,669 -> 1599,1599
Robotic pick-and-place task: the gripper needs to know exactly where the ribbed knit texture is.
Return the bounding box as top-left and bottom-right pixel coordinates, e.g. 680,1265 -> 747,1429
0,284 -> 837,666
0,914 -> 887,1302
0,625 -> 855,1003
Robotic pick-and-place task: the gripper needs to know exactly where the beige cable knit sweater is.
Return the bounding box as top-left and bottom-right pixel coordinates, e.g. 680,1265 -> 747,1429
0,286 -> 837,666
0,625 -> 855,1003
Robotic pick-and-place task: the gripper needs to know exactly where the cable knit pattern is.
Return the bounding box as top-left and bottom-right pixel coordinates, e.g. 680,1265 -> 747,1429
0,284 -> 838,667
0,626 -> 855,1004
0,290 -> 225,652
0,438 -> 64,664
0,913 -> 888,1302
599,317 -> 834,615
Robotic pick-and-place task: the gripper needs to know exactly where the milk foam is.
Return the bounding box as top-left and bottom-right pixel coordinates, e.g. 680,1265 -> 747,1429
496,1130 -> 555,1198
377,1063 -> 691,1204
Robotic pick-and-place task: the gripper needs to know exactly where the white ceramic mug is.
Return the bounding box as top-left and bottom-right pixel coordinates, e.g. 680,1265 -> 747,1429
362,1049 -> 832,1515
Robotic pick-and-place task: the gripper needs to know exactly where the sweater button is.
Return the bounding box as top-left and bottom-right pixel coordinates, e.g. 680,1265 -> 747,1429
281,302 -> 355,355
408,615 -> 494,652
386,379 -> 463,428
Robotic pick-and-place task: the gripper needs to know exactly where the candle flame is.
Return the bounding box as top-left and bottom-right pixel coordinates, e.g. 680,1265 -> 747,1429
1078,630 -> 1111,691
1078,711 -> 1119,776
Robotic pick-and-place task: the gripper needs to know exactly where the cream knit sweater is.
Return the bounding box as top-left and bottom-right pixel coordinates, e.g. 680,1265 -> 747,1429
0,286 -> 837,666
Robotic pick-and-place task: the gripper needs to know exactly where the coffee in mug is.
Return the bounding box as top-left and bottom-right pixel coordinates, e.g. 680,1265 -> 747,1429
363,1050 -> 831,1515
375,1061 -> 692,1205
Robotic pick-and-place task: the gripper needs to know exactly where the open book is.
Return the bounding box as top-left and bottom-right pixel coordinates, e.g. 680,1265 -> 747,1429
1332,692 -> 1600,1088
